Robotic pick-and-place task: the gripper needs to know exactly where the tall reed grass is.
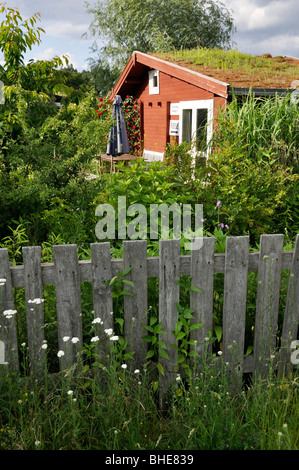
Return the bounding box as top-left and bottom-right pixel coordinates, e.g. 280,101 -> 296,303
212,91 -> 299,172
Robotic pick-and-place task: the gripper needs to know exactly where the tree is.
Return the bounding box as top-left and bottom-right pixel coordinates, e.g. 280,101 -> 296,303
85,0 -> 236,70
0,4 -> 72,170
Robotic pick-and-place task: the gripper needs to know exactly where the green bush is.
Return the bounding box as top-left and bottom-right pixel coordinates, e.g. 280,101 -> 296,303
196,143 -> 299,244
0,92 -> 109,246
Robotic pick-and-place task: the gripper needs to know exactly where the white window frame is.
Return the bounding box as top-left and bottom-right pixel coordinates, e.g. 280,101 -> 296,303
148,70 -> 160,95
179,99 -> 214,162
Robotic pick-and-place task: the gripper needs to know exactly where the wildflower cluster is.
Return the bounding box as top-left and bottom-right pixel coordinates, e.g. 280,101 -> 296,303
96,95 -> 140,155
3,309 -> 17,320
28,298 -> 44,305
216,201 -> 229,230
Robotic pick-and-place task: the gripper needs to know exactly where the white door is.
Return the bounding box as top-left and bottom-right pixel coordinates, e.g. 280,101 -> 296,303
179,99 -> 214,166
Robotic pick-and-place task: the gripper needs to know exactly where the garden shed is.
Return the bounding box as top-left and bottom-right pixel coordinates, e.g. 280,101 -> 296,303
110,50 -> 299,162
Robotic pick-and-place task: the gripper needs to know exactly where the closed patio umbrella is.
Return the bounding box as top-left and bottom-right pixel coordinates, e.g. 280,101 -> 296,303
106,95 -> 130,156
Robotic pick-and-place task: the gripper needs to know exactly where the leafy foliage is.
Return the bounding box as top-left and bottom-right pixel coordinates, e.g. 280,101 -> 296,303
85,0 -> 235,90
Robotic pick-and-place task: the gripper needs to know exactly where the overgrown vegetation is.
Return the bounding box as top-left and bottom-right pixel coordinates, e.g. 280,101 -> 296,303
0,344 -> 298,450
0,4 -> 298,451
155,48 -> 299,88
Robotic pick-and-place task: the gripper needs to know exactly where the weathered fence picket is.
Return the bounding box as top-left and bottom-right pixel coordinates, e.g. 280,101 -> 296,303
0,248 -> 19,371
159,239 -> 180,408
90,242 -> 113,360
190,237 -> 215,358
0,234 -> 298,407
123,240 -> 148,371
279,235 -> 299,376
254,234 -> 284,377
53,244 -> 83,369
23,246 -> 45,376
222,236 -> 249,392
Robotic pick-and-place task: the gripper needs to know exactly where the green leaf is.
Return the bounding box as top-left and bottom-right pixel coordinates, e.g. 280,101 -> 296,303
143,325 -> 154,333
176,302 -> 184,314
142,335 -> 153,343
188,350 -> 197,357
120,266 -> 132,276
182,310 -> 194,319
123,352 -> 134,360
145,349 -> 155,359
115,317 -> 124,329
120,289 -> 134,296
176,331 -> 186,340
190,322 -> 204,331
122,279 -> 134,287
177,352 -> 185,363
190,286 -> 202,293
214,325 -> 223,343
158,349 -> 169,359
149,316 -> 157,327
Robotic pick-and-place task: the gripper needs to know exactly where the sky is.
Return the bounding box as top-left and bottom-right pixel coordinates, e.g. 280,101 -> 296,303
1,0 -> 298,72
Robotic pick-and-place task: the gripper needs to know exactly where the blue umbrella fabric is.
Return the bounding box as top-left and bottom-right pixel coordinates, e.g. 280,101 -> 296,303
106,95 -> 130,156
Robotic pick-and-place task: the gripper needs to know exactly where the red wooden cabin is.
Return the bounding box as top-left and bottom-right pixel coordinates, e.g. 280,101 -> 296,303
110,51 -> 298,162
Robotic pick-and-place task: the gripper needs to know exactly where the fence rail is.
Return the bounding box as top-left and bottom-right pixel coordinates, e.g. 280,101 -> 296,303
0,234 -> 298,406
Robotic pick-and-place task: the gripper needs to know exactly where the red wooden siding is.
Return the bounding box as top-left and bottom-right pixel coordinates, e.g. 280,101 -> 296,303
135,71 -> 226,154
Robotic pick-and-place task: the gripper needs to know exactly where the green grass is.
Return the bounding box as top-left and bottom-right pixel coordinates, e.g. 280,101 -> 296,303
155,48 -> 299,87
0,342 -> 298,451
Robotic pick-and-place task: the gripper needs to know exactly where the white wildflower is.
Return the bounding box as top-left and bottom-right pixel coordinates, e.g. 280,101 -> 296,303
63,336 -> 70,342
92,317 -> 103,325
41,343 -> 48,350
57,350 -> 65,357
91,336 -> 99,342
67,390 -> 74,396
28,298 -> 44,304
134,369 -> 140,374
109,335 -> 119,341
71,337 -> 80,343
104,328 -> 113,336
3,309 -> 17,317
121,364 -> 127,369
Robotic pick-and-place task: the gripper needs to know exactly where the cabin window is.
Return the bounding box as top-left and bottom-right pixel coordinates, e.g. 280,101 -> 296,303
179,100 -> 213,161
149,70 -> 160,95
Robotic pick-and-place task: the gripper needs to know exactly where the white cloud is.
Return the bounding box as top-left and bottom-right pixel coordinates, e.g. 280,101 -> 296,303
45,21 -> 91,41
30,48 -> 76,67
224,0 -> 299,58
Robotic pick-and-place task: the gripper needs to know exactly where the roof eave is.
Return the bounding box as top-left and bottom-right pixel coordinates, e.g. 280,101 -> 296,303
111,51 -> 229,99
228,86 -> 294,97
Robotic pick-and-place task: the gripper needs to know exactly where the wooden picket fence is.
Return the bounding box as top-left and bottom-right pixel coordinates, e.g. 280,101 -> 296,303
0,234 -> 298,406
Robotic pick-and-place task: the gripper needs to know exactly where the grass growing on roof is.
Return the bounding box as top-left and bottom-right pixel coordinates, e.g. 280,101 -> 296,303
154,48 -> 299,88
